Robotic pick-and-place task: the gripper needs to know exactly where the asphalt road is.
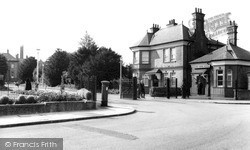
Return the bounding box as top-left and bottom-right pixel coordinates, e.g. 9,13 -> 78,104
0,97 -> 250,150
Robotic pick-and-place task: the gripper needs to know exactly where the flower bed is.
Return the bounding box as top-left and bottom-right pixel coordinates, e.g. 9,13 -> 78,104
0,90 -> 96,116
0,101 -> 96,116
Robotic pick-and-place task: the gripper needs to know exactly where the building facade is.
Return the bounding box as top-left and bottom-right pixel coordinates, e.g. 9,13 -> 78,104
130,8 -> 224,93
1,47 -> 24,82
190,21 -> 250,99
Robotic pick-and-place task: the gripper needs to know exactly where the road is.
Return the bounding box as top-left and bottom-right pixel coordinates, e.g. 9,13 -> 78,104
0,96 -> 250,150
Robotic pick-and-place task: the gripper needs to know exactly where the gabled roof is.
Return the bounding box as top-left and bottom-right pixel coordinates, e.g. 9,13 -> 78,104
130,24 -> 190,48
190,43 -> 250,64
1,53 -> 17,61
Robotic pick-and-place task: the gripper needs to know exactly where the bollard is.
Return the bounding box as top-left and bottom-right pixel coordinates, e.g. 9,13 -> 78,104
166,78 -> 170,99
101,81 -> 110,106
132,77 -> 137,100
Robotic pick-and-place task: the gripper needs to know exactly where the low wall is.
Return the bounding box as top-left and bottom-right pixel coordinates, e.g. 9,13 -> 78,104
0,101 -> 96,116
237,89 -> 250,100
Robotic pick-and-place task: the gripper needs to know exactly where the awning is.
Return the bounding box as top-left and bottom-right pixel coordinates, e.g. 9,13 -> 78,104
145,69 -> 162,75
191,69 -> 209,74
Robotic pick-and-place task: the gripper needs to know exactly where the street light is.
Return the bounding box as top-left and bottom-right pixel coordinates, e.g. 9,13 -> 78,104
36,49 -> 40,88
119,57 -> 123,98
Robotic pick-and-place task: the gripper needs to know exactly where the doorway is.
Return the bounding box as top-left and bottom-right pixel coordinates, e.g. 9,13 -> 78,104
197,75 -> 206,95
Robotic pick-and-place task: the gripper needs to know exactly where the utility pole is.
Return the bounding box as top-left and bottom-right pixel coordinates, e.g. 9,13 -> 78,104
119,58 -> 123,98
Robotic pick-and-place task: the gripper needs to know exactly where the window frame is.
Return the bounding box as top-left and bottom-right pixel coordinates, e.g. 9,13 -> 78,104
216,70 -> 224,87
163,47 -> 176,63
163,48 -> 170,63
170,47 -> 176,62
226,69 -> 233,87
141,51 -> 149,64
134,51 -> 139,64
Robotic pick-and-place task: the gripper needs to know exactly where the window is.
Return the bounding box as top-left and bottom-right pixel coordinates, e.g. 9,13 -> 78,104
134,51 -> 139,64
227,69 -> 232,87
141,51 -> 149,64
164,47 -> 176,62
11,64 -> 14,69
170,71 -> 176,87
170,47 -> 176,62
163,48 -> 170,62
248,75 -> 250,90
217,70 -> 224,87
143,75 -> 149,86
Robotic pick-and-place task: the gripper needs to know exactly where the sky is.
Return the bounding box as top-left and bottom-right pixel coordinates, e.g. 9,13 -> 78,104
0,0 -> 249,64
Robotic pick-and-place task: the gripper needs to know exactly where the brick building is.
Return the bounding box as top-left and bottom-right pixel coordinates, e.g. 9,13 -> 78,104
130,8 -> 224,93
1,46 -> 24,82
190,21 -> 250,99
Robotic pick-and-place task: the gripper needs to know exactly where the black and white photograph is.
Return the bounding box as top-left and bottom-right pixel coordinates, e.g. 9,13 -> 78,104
0,0 -> 250,149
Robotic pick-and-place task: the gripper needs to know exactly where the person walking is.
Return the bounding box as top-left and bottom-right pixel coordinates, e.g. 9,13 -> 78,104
25,78 -> 32,90
140,80 -> 145,98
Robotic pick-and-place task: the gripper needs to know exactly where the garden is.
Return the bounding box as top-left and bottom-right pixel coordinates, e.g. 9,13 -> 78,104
0,84 -> 96,116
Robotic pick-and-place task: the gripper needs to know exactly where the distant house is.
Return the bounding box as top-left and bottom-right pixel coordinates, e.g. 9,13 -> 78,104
130,8 -> 224,93
0,46 -> 24,82
190,21 -> 250,99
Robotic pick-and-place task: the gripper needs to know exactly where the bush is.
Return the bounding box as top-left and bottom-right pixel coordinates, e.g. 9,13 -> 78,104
15,95 -> 27,104
77,88 -> 92,100
26,95 -> 37,103
0,96 -> 10,104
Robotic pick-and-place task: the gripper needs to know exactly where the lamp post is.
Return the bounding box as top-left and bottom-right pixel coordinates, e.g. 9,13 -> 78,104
119,57 -> 123,98
42,63 -> 44,87
36,49 -> 40,90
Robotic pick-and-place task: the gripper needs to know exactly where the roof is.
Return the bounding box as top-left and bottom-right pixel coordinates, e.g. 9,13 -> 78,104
150,24 -> 190,45
1,53 -> 17,61
131,24 -> 190,48
190,43 -> 250,64
132,33 -> 153,47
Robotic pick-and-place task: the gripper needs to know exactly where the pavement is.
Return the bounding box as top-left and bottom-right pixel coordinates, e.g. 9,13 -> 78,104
1,94 -> 250,128
0,103 -> 136,128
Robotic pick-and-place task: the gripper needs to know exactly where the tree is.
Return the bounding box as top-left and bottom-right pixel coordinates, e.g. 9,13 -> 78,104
18,57 -> 37,83
79,31 -> 98,50
68,32 -> 98,89
0,54 -> 8,86
123,64 -> 133,79
44,49 -> 70,87
82,47 -> 121,89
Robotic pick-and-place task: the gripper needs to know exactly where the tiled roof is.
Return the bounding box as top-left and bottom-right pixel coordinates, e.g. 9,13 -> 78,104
132,33 -> 153,47
1,53 -> 17,61
190,43 -> 250,64
150,24 -> 190,45
131,24 -> 190,48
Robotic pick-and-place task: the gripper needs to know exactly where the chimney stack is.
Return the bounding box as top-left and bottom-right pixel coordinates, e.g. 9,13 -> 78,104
150,24 -> 160,34
7,49 -> 9,54
167,19 -> 178,26
16,54 -> 19,59
227,21 -> 238,46
192,8 -> 205,35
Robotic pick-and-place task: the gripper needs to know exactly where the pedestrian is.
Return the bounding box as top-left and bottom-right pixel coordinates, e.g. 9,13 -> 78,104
25,78 -> 32,90
140,80 -> 145,98
137,82 -> 141,98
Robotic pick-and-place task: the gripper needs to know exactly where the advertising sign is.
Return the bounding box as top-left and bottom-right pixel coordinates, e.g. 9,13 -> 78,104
189,12 -> 232,39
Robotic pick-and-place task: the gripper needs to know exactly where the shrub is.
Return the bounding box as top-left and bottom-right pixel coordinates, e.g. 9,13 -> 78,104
77,88 -> 92,100
0,95 -> 10,104
26,95 -> 37,103
15,95 -> 27,104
